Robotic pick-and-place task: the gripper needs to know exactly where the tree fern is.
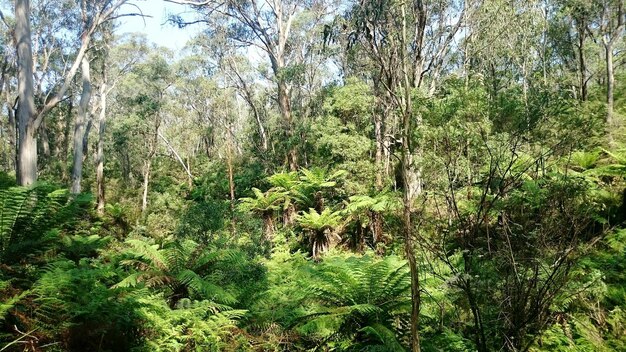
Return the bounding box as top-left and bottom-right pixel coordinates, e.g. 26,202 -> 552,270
238,188 -> 287,239
297,208 -> 343,259
343,193 -> 401,251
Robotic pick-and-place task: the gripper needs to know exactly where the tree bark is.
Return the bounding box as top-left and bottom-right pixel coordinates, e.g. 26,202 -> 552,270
82,118 -> 93,161
71,54 -> 92,194
263,214 -> 275,241
141,117 -> 159,214
605,42 -> 614,126
141,159 -> 151,213
402,3 -> 422,351
600,1 -> 624,129
62,101 -> 73,182
15,0 -> 37,186
575,18 -> 588,102
277,79 -> 297,171
40,120 -> 50,158
227,139 -> 235,211
374,111 -> 384,189
96,68 -> 108,214
226,124 -> 237,235
4,77 -> 16,173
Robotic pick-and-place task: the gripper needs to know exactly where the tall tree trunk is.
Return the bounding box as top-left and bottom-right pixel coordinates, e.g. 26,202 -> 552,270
601,1 -> 624,129
576,19 -> 588,102
82,118 -> 93,162
40,120 -> 50,158
402,3 -> 423,351
227,139 -> 235,212
141,119 -> 159,214
62,101 -> 73,182
158,132 -> 193,183
141,159 -> 151,213
402,4 -> 421,351
253,106 -> 268,152
374,112 -> 384,189
15,0 -> 37,186
277,79 -> 297,171
4,78 -> 16,173
605,42 -> 614,126
71,54 -> 92,194
96,69 -> 108,215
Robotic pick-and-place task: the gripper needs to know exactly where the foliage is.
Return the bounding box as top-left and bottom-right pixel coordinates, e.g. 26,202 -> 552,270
137,295 -> 246,352
297,254 -> 410,351
116,238 -> 240,308
2,0 -> 626,350
297,208 -> 343,259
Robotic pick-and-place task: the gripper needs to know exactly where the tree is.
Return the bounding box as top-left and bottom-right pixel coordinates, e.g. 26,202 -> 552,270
238,187 -> 287,240
13,0 -> 136,186
344,1 -> 467,349
93,32 -> 144,213
597,0 -> 624,127
296,207 -> 342,260
70,1 -> 94,194
344,193 -> 400,252
14,0 -> 37,186
166,0 -> 337,171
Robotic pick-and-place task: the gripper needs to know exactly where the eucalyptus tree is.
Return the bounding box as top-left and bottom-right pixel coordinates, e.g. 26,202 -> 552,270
93,25 -> 139,213
227,53 -> 269,153
112,45 -> 173,213
137,53 -> 173,214
0,10 -> 15,173
105,34 -> 150,185
13,0 -> 138,186
171,38 -> 246,207
466,0 -> 550,102
344,1 -> 467,350
70,1 -> 98,194
165,0 -> 339,171
595,0 -> 624,126
562,0 -> 596,101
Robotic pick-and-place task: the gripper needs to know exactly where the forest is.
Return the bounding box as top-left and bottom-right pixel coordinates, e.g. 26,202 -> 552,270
0,0 -> 625,351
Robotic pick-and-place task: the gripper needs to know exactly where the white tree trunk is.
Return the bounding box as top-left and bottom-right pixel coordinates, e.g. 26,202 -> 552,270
605,43 -> 614,126
141,159 -> 151,214
96,72 -> 107,214
15,0 -> 37,186
71,54 -> 92,194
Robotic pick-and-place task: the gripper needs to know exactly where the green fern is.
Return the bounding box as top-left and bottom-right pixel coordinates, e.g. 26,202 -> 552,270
297,208 -> 343,259
116,238 -> 239,307
137,295 -> 246,352
297,254 -> 411,351
570,150 -> 601,171
0,185 -> 90,265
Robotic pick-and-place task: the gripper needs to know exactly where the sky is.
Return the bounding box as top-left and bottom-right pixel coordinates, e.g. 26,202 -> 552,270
117,1 -> 201,50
